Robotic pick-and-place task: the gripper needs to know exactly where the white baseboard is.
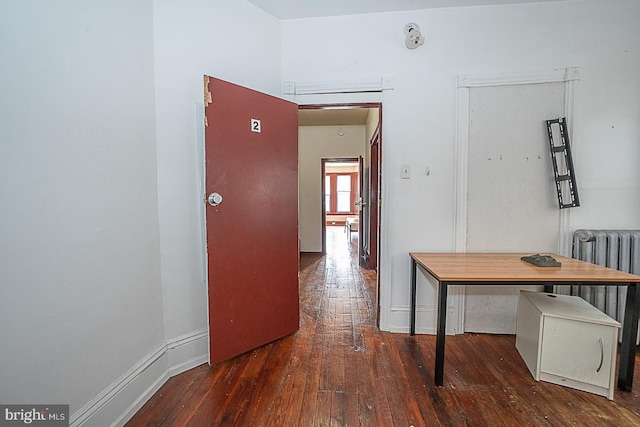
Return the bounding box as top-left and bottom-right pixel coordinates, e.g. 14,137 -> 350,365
167,328 -> 208,377
112,364 -> 170,427
70,329 -> 208,427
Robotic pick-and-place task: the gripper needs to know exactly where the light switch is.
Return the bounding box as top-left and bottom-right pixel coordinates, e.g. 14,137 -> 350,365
401,164 -> 411,179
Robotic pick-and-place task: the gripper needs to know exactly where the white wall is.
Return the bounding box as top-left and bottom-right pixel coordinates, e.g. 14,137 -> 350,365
281,0 -> 640,332
0,0 -> 165,423
299,125 -> 366,252
0,0 -> 283,424
153,0 -> 282,362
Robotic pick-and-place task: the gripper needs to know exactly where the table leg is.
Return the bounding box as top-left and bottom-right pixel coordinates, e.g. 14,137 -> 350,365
435,281 -> 448,387
410,258 -> 417,336
618,282 -> 639,391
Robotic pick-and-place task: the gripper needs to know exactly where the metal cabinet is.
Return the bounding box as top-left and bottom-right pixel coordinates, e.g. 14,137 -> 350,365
515,291 -> 620,400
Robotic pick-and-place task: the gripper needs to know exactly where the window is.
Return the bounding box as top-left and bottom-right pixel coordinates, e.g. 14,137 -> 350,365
325,172 -> 358,214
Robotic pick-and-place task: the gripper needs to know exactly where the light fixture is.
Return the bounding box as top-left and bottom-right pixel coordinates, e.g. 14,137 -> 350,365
404,23 -> 425,49
337,129 -> 345,136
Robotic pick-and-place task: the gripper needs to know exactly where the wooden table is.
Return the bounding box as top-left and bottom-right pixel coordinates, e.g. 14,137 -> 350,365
409,253 -> 640,390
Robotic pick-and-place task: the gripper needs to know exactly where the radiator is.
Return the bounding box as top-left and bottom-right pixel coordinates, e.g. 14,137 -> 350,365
571,229 -> 640,343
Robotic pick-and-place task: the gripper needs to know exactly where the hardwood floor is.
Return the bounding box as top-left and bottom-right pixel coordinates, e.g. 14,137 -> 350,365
127,227 -> 640,426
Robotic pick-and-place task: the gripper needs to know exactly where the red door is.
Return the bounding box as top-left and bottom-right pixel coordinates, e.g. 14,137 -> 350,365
357,156 -> 365,263
368,129 -> 380,271
203,76 -> 299,365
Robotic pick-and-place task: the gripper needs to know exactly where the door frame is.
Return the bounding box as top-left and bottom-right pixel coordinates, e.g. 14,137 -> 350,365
454,68 -> 580,334
298,102 -> 381,255
298,102 -> 383,326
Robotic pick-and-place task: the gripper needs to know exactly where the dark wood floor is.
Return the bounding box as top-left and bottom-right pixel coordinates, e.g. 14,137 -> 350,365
127,227 -> 640,426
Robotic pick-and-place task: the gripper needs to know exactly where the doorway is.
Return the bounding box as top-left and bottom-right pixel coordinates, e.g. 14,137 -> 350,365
322,158 -> 361,256
455,69 -> 579,335
298,103 -> 382,325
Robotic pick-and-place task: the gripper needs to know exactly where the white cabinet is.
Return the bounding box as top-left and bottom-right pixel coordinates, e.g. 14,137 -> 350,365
515,291 -> 620,400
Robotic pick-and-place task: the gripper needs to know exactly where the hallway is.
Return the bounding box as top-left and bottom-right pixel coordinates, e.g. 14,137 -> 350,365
300,225 -> 378,358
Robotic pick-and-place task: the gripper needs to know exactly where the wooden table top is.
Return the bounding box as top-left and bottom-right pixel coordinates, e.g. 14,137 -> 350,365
410,253 -> 640,283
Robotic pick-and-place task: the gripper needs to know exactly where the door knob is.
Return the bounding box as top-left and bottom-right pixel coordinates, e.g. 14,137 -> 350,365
207,192 -> 223,206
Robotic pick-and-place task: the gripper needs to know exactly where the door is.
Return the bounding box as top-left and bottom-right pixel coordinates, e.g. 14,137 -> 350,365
367,128 -> 380,271
357,156 -> 365,263
204,76 -> 299,365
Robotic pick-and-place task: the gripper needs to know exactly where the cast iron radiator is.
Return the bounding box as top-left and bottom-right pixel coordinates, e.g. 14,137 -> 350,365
571,229 -> 640,343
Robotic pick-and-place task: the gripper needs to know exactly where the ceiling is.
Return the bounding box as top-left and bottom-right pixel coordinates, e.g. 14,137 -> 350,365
298,108 -> 374,126
246,0 -> 563,20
